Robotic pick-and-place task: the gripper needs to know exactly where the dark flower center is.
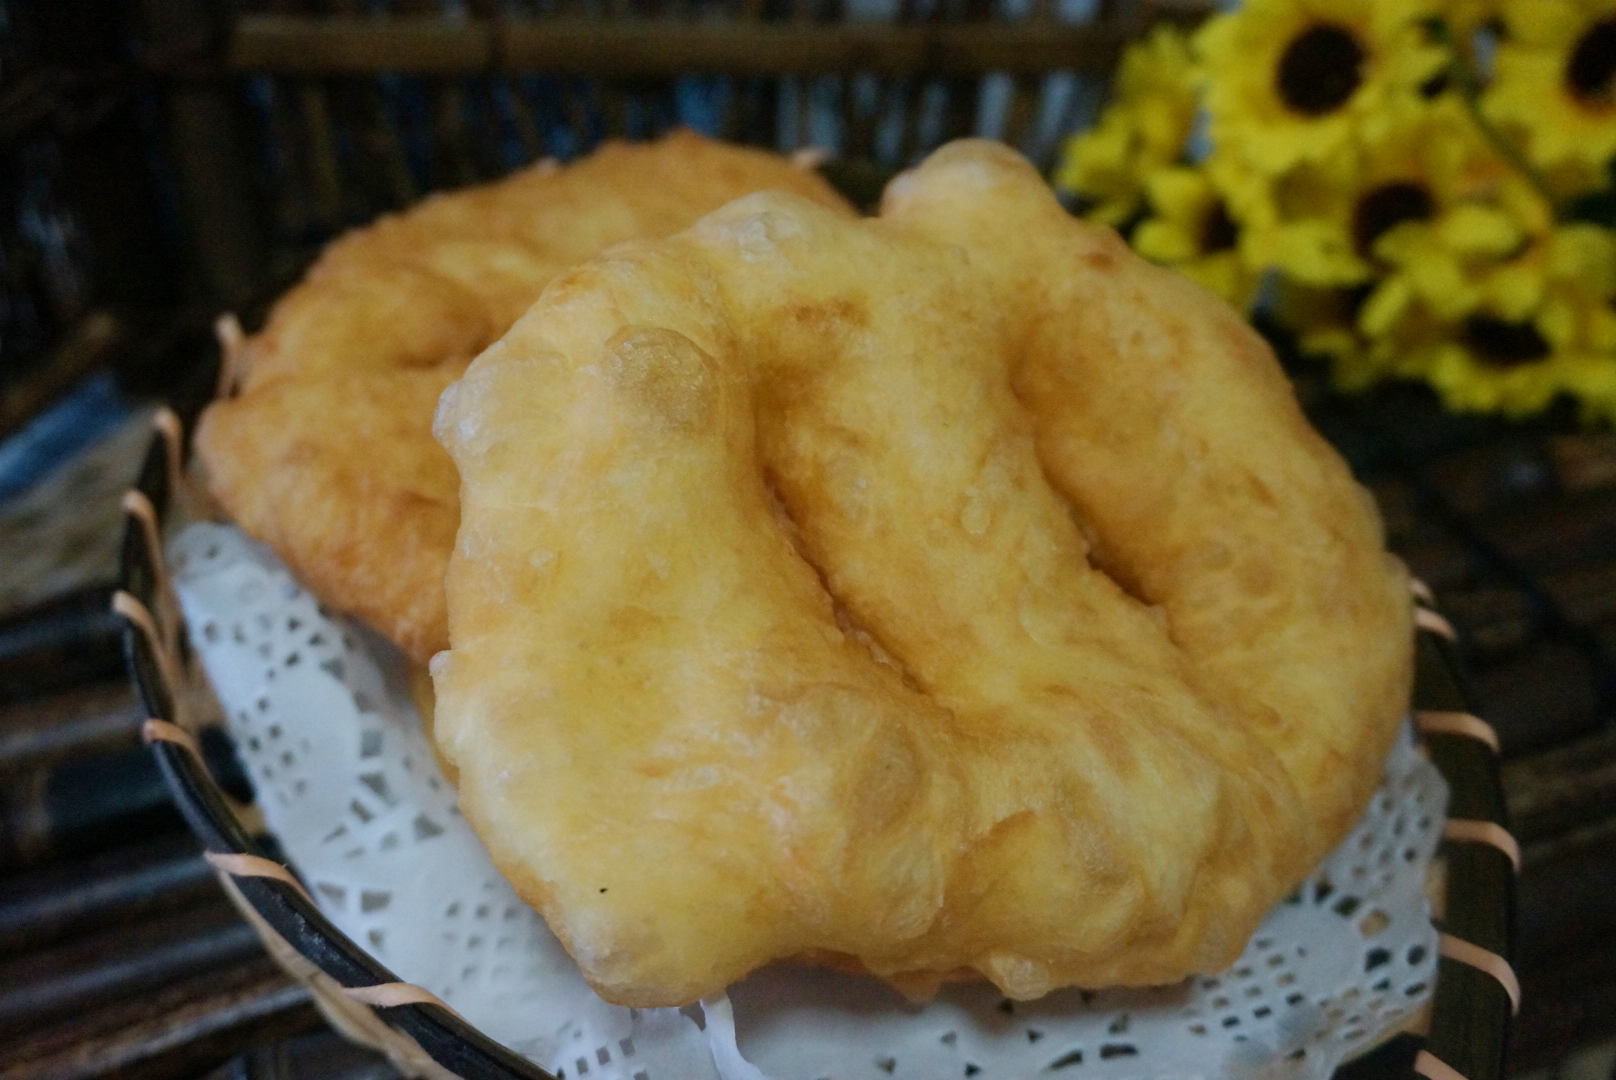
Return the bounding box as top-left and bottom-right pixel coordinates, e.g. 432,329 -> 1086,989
1200,200 -> 1239,253
1276,23 -> 1366,116
1353,181 -> 1435,257
1568,18 -> 1616,107
1420,69 -> 1451,98
1463,315 -> 1552,367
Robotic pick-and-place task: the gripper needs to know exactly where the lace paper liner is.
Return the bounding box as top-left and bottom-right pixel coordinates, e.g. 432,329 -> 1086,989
171,522 -> 1446,1080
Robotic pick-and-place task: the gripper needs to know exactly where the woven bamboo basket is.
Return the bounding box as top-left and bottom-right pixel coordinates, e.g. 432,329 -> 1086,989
113,393 -> 1517,1080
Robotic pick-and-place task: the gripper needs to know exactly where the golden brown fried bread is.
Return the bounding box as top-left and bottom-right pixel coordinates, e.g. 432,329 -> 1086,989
195,131 -> 853,661
430,140 -> 1412,1007
200,363 -> 464,662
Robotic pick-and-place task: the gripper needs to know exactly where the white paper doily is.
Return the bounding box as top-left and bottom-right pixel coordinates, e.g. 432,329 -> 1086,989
170,522 -> 1446,1080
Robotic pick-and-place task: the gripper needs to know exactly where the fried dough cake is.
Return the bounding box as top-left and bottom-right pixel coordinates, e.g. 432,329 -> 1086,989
195,132 -> 853,661
430,140 -> 1413,1007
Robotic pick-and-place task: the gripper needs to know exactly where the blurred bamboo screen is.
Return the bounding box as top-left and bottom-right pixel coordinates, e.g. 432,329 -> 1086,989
0,0 -> 1209,409
225,1 -> 1210,258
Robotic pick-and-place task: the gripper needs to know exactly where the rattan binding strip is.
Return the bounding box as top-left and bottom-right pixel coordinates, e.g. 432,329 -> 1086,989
1442,819 -> 1520,871
1439,934 -> 1520,1014
1415,710 -> 1500,754
112,590 -> 183,708
143,718 -> 201,757
154,406 -> 183,493
1415,1049 -> 1470,1080
1415,607 -> 1458,641
343,982 -> 463,1018
205,850 -> 317,904
214,315 -> 248,399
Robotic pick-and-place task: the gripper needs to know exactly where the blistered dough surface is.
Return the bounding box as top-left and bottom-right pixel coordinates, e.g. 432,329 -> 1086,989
432,140 -> 1413,1007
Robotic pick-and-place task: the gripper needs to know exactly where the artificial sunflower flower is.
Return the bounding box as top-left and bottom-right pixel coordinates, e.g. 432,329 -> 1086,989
1358,222 -> 1616,417
1484,0 -> 1616,190
1233,160 -> 1368,285
1051,1 -> 1616,425
1197,0 -> 1448,177
1401,301 -> 1616,418
1132,165 -> 1266,310
1054,110 -> 1151,228
1243,95 -> 1543,290
1357,206 -> 1525,337
1285,218 -> 1616,403
1053,24 -> 1200,227
1369,217 -> 1614,337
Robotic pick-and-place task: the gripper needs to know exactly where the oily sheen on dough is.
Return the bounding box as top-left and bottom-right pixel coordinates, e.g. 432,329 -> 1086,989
431,140 -> 1413,1008
194,131 -> 852,661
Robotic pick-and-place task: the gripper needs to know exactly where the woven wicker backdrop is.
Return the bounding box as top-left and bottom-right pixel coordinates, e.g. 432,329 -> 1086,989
0,0 -> 1208,416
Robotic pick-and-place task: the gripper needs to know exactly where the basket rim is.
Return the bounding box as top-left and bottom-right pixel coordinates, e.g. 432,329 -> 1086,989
116,417 -> 1516,1080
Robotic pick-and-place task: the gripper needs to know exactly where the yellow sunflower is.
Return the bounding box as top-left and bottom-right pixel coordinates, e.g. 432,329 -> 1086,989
1235,160 -> 1367,285
1484,0 -> 1616,180
1369,217 -> 1611,336
1198,0 -> 1448,177
1361,224 -> 1616,417
1357,205 -> 1526,333
1132,165 -> 1265,310
1404,302 -> 1616,418
1053,24 -> 1200,227
1054,109 -> 1152,228
1276,217 -> 1616,416
1238,95 -> 1535,290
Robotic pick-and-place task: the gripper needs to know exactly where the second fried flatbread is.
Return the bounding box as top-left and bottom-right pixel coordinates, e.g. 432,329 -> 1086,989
196,132 -> 854,660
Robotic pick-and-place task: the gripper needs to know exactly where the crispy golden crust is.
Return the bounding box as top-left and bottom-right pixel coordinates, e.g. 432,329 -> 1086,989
430,141 -> 1412,1007
195,132 -> 854,660
198,363 -> 464,661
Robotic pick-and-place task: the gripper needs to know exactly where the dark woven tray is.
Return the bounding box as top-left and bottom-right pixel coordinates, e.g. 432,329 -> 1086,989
115,408 -> 1515,1080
